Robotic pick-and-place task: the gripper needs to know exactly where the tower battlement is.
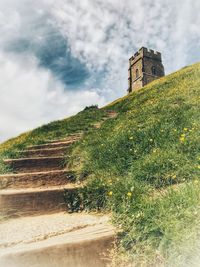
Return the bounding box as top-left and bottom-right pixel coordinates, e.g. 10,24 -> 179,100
129,47 -> 162,66
141,47 -> 161,59
128,47 -> 165,93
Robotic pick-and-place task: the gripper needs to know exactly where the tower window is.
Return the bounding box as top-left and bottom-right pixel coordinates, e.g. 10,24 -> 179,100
136,69 -> 139,78
152,66 -> 156,75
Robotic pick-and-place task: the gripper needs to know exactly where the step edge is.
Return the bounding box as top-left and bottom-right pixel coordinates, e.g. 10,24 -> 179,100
27,140 -> 76,148
21,147 -> 68,153
0,170 -> 73,178
0,184 -> 82,194
4,156 -> 65,162
0,224 -> 116,257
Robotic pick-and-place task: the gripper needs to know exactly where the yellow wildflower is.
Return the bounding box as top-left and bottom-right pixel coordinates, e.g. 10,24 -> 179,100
129,137 -> 134,140
179,136 -> 185,142
127,192 -> 132,197
194,180 -> 199,184
197,166 -> 200,169
183,128 -> 188,131
172,175 -> 177,180
108,191 -> 113,196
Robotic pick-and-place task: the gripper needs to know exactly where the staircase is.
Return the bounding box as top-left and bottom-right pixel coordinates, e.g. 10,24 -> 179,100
0,129 -> 116,267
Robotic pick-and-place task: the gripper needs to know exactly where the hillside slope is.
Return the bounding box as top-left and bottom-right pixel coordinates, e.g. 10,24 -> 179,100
1,62 -> 200,266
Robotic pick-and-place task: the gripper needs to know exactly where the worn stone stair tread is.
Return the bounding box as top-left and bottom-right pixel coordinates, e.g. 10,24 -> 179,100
0,184 -> 80,194
0,223 -> 115,251
27,140 -> 77,150
105,111 -> 118,117
4,156 -> 64,162
0,170 -> 75,189
0,184 -> 82,217
44,139 -> 78,145
0,212 -> 111,248
60,135 -> 83,142
0,216 -> 115,267
22,147 -> 67,152
0,170 -> 70,178
45,137 -> 81,144
0,169 -> 71,178
4,156 -> 65,173
0,170 -> 76,190
21,147 -> 68,157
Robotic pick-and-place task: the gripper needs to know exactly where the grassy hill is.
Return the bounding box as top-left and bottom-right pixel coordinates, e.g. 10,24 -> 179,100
1,62 -> 200,266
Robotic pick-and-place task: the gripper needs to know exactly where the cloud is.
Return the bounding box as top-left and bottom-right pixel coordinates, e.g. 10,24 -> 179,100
0,51 -> 105,142
0,0 -> 200,141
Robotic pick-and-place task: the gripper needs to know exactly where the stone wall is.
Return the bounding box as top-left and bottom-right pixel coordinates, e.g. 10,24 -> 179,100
128,47 -> 165,93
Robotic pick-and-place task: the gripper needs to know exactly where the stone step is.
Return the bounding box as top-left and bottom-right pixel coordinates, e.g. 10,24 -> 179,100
106,111 -> 118,118
0,185 -> 80,217
0,170 -> 75,189
45,138 -> 78,144
0,214 -> 115,267
45,134 -> 82,144
4,157 -> 64,173
21,147 -> 68,158
27,140 -> 76,150
93,122 -> 102,129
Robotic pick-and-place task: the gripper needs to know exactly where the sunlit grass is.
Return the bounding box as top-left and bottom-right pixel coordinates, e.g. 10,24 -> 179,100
68,62 -> 200,266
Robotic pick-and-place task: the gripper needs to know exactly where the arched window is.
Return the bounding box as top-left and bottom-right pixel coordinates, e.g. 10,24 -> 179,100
152,66 -> 156,75
136,69 -> 139,78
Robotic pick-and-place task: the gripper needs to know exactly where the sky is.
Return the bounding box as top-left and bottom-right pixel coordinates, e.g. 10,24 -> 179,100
0,0 -> 200,142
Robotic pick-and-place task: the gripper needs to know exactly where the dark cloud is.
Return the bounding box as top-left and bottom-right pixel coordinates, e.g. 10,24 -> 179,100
5,23 -> 90,89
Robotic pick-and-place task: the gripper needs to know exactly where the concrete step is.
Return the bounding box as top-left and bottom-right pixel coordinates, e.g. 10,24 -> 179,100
21,147 -> 68,158
0,214 -> 115,267
0,185 -> 80,217
0,170 -> 75,189
4,157 -> 64,173
27,140 -> 76,150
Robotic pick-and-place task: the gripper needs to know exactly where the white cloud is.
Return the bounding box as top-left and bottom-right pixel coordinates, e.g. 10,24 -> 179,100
0,0 -> 200,142
0,52 -> 105,142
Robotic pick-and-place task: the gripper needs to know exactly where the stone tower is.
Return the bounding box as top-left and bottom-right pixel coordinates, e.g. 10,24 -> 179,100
128,47 -> 165,93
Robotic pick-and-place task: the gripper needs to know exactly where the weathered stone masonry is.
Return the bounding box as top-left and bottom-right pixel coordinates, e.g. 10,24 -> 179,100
128,47 -> 165,93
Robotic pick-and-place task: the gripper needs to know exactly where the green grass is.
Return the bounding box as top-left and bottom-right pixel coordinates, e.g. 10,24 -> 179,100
1,62 -> 200,266
68,62 -> 200,266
